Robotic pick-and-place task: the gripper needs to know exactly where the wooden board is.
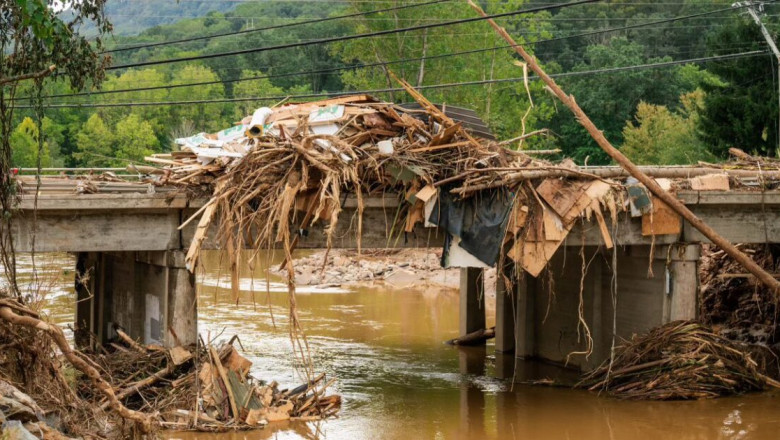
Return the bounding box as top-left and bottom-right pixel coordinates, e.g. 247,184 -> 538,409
690,174 -> 729,191
642,197 -> 682,236
536,179 -> 588,218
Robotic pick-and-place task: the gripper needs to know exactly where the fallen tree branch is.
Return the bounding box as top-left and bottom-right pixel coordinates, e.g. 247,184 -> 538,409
498,129 -> 550,146
0,65 -> 56,85
114,327 -> 148,353
100,360 -> 180,410
0,299 -> 153,432
445,327 -> 496,346
469,0 -> 780,294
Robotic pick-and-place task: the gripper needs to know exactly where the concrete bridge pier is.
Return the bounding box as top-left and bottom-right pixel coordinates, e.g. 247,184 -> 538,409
490,243 -> 700,371
459,268 -> 486,337
74,250 -> 197,349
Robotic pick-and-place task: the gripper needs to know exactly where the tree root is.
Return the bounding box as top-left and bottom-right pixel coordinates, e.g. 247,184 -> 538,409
0,298 -> 153,433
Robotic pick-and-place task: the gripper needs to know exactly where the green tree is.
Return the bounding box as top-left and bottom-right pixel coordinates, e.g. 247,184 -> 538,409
168,65 -> 228,132
549,38 -> 708,164
232,70 -> 285,119
75,114 -> 115,167
622,90 -> 716,165
10,117 -> 52,168
114,114 -> 160,163
698,18 -> 779,157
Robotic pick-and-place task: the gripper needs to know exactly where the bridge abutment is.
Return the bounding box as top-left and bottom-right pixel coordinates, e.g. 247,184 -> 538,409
74,250 -> 197,349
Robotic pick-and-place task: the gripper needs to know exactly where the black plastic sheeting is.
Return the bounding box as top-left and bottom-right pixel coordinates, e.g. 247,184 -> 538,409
429,188 -> 513,267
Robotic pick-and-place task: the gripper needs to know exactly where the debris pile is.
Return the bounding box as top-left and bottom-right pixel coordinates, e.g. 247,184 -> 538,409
579,321 -> 780,400
700,244 -> 780,346
0,295 -> 339,438
87,334 -> 340,431
0,296 -> 136,439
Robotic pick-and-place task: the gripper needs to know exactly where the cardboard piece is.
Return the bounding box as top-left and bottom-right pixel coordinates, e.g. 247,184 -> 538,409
536,179 -> 588,218
414,184 -> 437,203
169,346 -> 193,366
642,197 -> 682,236
690,174 -> 730,191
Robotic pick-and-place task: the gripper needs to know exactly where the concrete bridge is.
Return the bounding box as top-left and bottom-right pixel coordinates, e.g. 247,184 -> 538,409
10,178 -> 780,370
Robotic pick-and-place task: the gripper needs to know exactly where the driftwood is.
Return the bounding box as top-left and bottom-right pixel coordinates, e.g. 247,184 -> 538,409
469,0 -> 780,295
99,359 -> 180,410
445,327 -> 496,346
114,327 -> 147,353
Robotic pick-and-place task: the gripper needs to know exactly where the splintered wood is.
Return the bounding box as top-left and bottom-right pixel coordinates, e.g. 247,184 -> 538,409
508,179 -> 616,277
85,331 -> 340,432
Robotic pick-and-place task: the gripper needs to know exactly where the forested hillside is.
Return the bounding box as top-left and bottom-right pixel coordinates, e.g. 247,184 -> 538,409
12,0 -> 780,168
84,0 -> 236,36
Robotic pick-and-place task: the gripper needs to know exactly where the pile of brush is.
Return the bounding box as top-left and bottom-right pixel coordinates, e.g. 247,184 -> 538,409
578,321 -> 779,400
85,333 -> 341,432
699,244 -> 780,345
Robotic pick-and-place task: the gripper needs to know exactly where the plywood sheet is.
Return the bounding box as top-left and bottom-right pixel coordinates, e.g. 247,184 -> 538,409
642,197 -> 682,236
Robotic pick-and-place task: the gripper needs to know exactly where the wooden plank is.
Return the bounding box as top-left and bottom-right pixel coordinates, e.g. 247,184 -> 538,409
690,174 -> 729,191
641,197 -> 682,236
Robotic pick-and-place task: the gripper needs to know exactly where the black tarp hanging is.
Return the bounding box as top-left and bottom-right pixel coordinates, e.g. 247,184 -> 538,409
429,188 -> 513,267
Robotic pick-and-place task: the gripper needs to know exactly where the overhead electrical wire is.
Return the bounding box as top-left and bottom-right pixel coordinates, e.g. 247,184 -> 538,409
105,0 -> 450,54
37,3 -> 768,100
105,0 -> 602,71
17,50 -> 766,109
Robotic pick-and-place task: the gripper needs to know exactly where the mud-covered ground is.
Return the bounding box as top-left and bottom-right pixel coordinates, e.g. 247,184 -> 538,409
275,248 -> 498,298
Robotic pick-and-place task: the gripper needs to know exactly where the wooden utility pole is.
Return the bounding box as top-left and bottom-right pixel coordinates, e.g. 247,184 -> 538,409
738,1 -> 780,151
468,0 -> 780,294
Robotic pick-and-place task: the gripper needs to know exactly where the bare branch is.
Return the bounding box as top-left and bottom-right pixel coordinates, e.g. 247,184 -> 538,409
0,65 -> 56,86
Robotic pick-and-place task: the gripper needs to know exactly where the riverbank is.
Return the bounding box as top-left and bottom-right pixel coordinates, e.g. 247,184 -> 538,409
275,249 -> 498,298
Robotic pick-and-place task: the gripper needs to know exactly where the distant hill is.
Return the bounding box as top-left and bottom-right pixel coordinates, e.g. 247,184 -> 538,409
94,0 -> 237,36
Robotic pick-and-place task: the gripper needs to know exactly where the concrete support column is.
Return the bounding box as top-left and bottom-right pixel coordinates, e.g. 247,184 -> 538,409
494,266 -> 516,353
74,250 -> 197,348
514,275 -> 534,359
664,244 -> 701,323
74,252 -> 105,348
459,267 -> 486,337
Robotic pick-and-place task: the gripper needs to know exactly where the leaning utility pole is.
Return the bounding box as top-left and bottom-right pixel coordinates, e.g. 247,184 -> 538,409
735,1 -> 780,150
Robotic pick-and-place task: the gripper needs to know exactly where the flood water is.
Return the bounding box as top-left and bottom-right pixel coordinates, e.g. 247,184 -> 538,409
11,252 -> 780,440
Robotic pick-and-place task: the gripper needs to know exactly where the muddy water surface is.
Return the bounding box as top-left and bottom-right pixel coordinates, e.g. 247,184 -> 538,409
17,252 -> 780,440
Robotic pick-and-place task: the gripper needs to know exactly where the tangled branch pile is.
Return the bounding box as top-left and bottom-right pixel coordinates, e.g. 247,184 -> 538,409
87,334 -> 340,431
700,244 -> 780,346
0,295 -> 340,438
579,321 -> 780,400
0,296 -> 149,439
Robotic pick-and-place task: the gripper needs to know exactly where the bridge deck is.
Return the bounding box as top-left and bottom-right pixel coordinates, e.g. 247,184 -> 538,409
10,179 -> 780,252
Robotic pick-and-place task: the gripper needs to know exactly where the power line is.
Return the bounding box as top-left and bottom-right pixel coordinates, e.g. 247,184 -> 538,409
105,0 -> 449,54
105,0 -> 602,71
39,3 -> 765,100
21,50 -> 767,109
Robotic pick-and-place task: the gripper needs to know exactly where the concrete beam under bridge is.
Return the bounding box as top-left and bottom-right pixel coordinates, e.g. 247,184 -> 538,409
11,190 -> 780,253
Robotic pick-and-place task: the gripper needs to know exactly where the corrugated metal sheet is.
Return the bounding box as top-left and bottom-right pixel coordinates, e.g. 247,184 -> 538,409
398,103 -> 495,140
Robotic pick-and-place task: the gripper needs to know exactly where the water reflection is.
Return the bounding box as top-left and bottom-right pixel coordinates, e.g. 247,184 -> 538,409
9,251 -> 780,440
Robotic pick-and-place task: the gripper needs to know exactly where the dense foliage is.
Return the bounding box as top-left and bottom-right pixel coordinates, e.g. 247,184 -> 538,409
9,0 -> 780,168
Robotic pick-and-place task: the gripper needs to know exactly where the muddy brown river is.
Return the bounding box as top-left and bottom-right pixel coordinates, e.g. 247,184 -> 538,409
13,252 -> 780,440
